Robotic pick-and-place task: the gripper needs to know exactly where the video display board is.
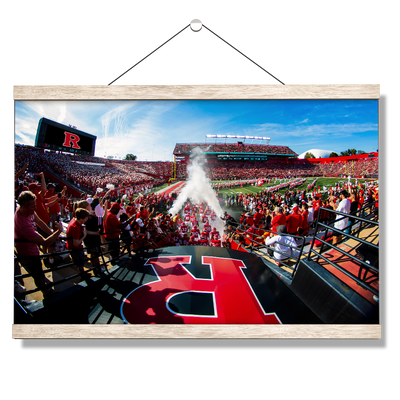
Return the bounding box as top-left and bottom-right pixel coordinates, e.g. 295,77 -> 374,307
35,118 -> 96,156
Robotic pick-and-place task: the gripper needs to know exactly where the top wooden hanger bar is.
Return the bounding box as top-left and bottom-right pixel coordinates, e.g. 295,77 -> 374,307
14,84 -> 380,100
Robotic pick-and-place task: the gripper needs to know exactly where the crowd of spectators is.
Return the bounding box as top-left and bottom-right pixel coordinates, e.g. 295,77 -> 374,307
16,144 -> 378,203
14,171 -> 232,298
15,144 -> 169,194
178,160 -> 319,181
221,178 -> 379,261
173,143 -> 297,156
313,157 -> 378,177
14,145 -> 379,299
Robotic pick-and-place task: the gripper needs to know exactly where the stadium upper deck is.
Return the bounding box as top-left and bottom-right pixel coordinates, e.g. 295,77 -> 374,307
173,143 -> 298,156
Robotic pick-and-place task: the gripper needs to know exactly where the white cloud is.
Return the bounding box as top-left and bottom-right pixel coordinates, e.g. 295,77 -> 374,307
57,102 -> 67,124
246,122 -> 378,139
96,101 -> 178,161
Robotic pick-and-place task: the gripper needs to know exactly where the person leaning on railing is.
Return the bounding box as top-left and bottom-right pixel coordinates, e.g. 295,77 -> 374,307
14,191 -> 64,298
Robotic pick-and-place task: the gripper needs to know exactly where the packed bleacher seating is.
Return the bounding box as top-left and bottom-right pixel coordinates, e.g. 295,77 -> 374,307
314,157 -> 378,177
15,145 -> 378,197
173,143 -> 297,156
177,159 -> 320,180
15,144 -> 171,193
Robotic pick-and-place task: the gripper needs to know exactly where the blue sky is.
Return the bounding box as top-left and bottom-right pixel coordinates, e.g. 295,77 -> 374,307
14,99 -> 379,161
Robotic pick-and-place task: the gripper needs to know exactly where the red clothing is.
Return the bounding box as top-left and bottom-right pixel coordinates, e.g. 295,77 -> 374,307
270,214 -> 286,232
211,239 -> 221,247
44,189 -> 60,214
191,227 -> 200,238
126,205 -> 133,216
245,217 -> 254,226
314,203 -> 321,219
300,210 -> 309,230
14,207 -> 40,257
180,225 -> 188,235
66,218 -> 85,250
211,231 -> 220,240
253,211 -> 262,225
34,192 -> 50,224
103,213 -> 120,239
136,209 -> 148,221
198,237 -> 209,246
286,213 -> 302,235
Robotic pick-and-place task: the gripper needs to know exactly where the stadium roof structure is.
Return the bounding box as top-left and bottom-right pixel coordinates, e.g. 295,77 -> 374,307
298,149 -> 333,159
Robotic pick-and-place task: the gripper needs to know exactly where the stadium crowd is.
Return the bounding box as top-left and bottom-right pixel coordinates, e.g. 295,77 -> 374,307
14,143 -> 379,298
15,151 -> 379,297
205,160 -> 318,180
15,144 -> 169,194
16,144 -> 378,199
316,157 -> 378,177
173,143 -> 298,156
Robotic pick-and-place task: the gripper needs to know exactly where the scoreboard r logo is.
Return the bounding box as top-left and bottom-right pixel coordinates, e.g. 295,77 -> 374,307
63,132 -> 81,149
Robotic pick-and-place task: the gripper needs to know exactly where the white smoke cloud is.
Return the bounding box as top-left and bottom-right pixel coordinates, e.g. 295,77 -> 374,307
168,147 -> 225,238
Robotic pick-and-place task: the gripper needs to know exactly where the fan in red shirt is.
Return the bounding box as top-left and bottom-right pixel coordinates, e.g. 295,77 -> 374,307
286,205 -> 302,235
66,207 -> 89,274
66,210 -> 88,251
44,183 -> 65,228
253,208 -> 263,226
313,198 -> 322,220
104,203 -> 135,265
245,213 -> 254,227
136,205 -> 149,222
28,182 -> 52,227
269,206 -> 287,235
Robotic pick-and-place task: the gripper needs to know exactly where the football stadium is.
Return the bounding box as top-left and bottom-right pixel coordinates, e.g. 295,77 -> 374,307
14,111 -> 379,325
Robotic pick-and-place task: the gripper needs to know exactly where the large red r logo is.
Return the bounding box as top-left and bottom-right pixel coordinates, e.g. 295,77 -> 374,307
62,132 -> 81,149
121,256 -> 281,324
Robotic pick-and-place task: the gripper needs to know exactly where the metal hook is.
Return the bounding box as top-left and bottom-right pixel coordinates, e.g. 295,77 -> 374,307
190,19 -> 202,32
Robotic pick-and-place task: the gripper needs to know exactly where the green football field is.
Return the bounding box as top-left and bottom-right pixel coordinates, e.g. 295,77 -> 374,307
213,176 -> 376,198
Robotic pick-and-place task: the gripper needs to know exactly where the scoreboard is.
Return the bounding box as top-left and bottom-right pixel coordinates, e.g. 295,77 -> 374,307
35,118 -> 96,156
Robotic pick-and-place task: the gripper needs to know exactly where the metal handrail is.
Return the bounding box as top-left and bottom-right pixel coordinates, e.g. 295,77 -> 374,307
230,223 -> 306,277
307,203 -> 379,295
14,236 -> 131,297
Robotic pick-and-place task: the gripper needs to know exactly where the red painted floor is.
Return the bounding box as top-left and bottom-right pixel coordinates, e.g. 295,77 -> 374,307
318,246 -> 379,304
